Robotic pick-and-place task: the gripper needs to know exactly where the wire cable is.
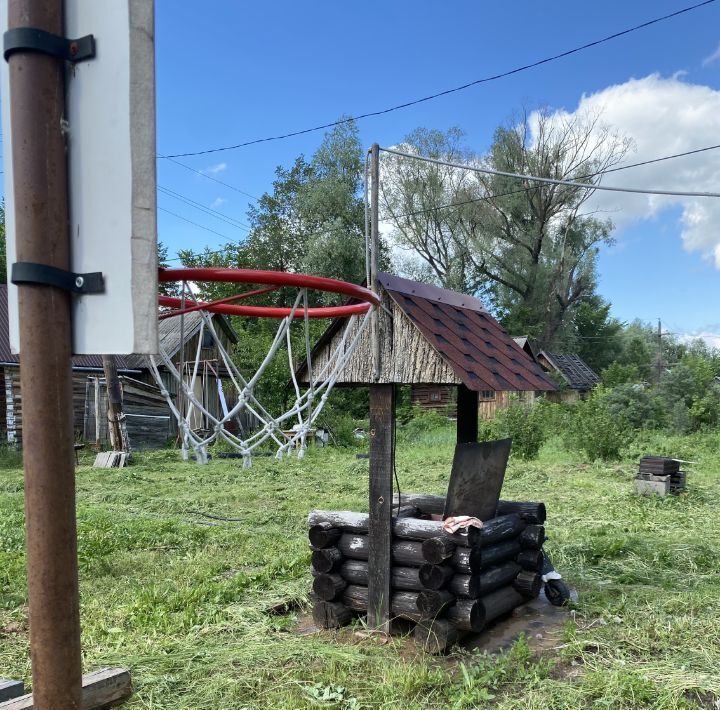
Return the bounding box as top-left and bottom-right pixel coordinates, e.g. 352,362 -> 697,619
380,147 -> 720,198
158,0 -> 717,158
163,156 -> 260,201
158,185 -> 251,231
158,206 -> 237,241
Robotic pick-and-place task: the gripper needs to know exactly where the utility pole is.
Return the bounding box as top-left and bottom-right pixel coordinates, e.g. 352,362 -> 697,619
370,143 -> 381,382
7,0 -> 83,705
655,318 -> 664,383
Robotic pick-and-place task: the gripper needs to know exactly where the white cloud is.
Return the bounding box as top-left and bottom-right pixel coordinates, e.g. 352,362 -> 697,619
676,329 -> 720,350
702,42 -> 720,67
210,197 -> 227,209
540,75 -> 720,267
203,162 -> 227,175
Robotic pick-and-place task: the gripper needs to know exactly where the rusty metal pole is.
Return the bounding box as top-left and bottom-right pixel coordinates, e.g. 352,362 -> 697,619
7,0 -> 83,706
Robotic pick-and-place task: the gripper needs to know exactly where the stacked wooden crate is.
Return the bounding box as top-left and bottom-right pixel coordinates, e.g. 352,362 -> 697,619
308,498 -> 548,652
635,456 -> 686,496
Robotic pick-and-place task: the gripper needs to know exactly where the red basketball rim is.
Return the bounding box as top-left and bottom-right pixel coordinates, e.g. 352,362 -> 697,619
158,267 -> 380,318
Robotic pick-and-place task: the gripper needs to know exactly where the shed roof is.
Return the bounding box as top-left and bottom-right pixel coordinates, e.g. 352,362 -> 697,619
124,310 -> 238,369
298,273 -> 556,392
380,274 -> 556,392
539,351 -> 600,390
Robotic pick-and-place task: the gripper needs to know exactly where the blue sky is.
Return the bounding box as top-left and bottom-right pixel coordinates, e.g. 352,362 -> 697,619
6,1 -> 720,341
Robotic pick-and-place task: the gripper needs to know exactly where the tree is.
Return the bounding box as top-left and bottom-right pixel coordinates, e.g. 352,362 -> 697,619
381,110 -> 631,348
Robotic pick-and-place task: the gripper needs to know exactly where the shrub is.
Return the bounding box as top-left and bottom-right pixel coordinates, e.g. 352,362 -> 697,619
564,387 -> 633,461
603,383 -> 664,430
491,400 -> 547,460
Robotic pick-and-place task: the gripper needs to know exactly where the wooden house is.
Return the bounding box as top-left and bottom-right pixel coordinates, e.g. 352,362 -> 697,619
0,285 -> 241,449
535,350 -> 600,402
296,272 -> 556,409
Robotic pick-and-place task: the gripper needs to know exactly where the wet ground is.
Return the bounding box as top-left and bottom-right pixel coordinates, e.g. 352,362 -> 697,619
295,587 -> 576,654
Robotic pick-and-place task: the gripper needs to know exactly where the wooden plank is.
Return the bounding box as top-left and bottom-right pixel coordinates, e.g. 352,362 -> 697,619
456,384 -> 478,443
367,384 -> 394,632
0,668 -> 130,709
0,681 -> 24,703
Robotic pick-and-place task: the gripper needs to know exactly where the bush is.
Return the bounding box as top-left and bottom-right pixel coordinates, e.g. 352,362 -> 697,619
490,400 -> 547,460
564,387 -> 633,461
397,407 -> 453,443
603,383 -> 664,430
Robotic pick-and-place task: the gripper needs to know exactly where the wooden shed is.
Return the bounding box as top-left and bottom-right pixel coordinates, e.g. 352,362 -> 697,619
124,311 -> 244,435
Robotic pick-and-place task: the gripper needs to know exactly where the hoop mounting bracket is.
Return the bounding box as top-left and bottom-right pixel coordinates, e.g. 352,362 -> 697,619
3,27 -> 95,63
11,262 -> 105,295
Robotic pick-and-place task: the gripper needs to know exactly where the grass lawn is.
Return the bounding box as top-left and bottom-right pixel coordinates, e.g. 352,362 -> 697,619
1,427 -> 720,708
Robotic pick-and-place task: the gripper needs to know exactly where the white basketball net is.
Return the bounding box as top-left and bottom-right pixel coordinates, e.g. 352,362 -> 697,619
148,286 -> 372,467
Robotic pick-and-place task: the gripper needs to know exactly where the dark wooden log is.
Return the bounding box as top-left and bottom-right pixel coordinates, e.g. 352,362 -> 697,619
337,534 -> 425,566
479,586 -> 526,624
418,563 -> 455,590
452,539 -> 521,574
392,493 -> 445,516
467,514 -> 526,547
496,500 -> 546,524
311,547 -> 343,573
516,549 -> 544,571
422,536 -> 456,564
414,618 -> 461,654
417,589 -> 455,617
312,573 -> 347,601
308,522 -> 342,549
391,494 -> 547,524
308,510 -> 473,545
341,584 -> 421,621
339,560 -> 423,592
313,600 -> 353,629
519,525 -> 546,550
449,561 -> 522,599
513,570 -> 542,598
446,599 -> 485,632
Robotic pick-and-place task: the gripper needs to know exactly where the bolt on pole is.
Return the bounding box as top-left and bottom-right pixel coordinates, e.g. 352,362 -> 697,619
7,0 -> 83,706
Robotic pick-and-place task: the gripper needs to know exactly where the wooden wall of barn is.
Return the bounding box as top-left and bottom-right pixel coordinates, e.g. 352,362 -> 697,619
1,366 -> 89,447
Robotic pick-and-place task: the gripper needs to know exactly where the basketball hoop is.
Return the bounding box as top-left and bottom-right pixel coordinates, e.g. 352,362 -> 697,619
149,268 -> 379,466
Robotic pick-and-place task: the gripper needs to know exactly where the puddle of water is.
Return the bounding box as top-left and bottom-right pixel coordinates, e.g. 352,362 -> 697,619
462,588 -> 576,654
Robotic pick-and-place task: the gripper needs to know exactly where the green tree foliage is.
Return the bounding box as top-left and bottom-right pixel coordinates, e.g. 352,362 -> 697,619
491,400 -> 547,460
381,110 -> 631,350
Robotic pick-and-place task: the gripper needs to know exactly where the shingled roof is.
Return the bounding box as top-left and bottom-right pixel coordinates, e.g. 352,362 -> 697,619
297,273 -> 556,392
539,351 -> 600,391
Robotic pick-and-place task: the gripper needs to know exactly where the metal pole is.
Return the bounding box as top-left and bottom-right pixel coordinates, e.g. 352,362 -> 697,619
370,143 -> 381,381
7,0 -> 83,706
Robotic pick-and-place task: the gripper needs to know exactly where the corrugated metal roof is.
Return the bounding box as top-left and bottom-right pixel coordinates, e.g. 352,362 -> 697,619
379,274 -> 556,392
540,351 -> 600,391
0,285 -> 135,370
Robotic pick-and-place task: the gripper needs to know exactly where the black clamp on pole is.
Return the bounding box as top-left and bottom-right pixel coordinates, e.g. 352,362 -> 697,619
11,262 -> 105,295
3,27 -> 95,63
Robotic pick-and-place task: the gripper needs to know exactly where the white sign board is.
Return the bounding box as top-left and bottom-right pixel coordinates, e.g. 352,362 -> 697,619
1,0 -> 158,355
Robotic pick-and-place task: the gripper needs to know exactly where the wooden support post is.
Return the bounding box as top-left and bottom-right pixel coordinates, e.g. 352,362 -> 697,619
456,384 -> 478,444
102,355 -> 130,453
368,383 -> 394,632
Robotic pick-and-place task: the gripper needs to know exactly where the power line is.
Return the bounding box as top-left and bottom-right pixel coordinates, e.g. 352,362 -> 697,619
157,185 -> 251,231
163,156 -> 260,201
385,142 -> 720,220
158,0 -> 717,158
158,206 -> 238,242
380,147 -> 720,198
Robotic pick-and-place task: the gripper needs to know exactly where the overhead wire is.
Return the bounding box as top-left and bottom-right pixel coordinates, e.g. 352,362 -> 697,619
160,141 -> 720,262
163,156 -> 260,201
157,0 -> 717,158
157,184 -> 251,231
380,147 -> 720,198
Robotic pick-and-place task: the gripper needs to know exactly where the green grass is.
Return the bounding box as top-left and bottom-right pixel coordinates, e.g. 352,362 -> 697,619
1,429 -> 720,708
